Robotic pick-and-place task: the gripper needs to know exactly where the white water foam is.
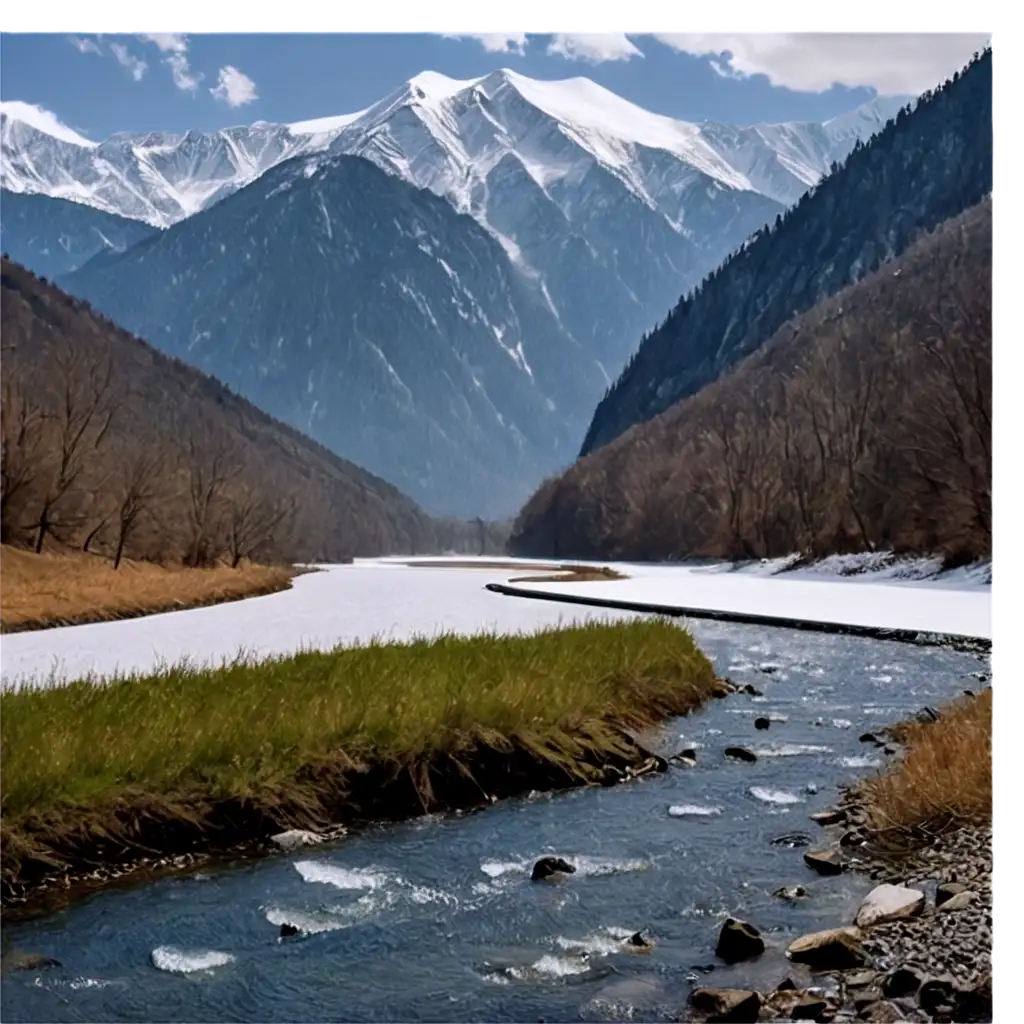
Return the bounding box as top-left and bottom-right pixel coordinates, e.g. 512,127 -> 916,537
264,906 -> 347,935
480,859 -> 527,879
668,803 -> 723,817
749,786 -> 804,805
293,861 -> 386,890
520,954 -> 591,979
753,743 -> 833,758
150,947 -> 234,974
570,855 -> 649,877
835,754 -> 882,769
555,930 -> 630,957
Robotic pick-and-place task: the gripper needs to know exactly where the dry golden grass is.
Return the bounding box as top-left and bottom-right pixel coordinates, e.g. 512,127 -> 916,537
859,689 -> 992,833
0,545 -> 297,632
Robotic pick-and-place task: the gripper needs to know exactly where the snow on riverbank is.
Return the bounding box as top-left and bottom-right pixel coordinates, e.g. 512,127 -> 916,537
0,563 -> 639,690
0,556 -> 989,690
481,557 -> 990,642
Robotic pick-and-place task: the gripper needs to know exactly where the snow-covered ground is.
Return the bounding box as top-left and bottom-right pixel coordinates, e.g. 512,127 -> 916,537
485,557 -> 990,642
0,556 -> 990,690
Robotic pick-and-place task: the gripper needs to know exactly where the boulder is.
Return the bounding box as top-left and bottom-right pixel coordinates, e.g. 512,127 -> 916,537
881,964 -> 927,999
810,809 -> 847,827
671,747 -> 699,766
953,974 -> 992,1023
688,987 -> 761,1023
915,706 -> 941,724
771,832 -> 812,848
715,917 -> 765,963
2,953 -> 62,973
938,890 -> 978,912
860,732 -> 884,745
773,885 -> 809,901
786,927 -> 869,970
740,683 -> 763,696
855,884 -> 926,928
804,848 -> 844,875
917,976 -> 956,1014
530,856 -> 576,882
626,930 -> 654,952
710,685 -> 732,699
724,746 -> 758,763
270,829 -> 328,852
754,717 -> 771,730
279,923 -> 299,938
934,881 -> 967,907
840,828 -> 868,847
844,969 -> 881,990
859,1001 -> 908,1022
770,987 -> 831,1019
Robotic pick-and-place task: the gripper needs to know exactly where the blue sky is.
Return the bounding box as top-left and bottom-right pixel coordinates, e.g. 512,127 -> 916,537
0,33 -> 989,140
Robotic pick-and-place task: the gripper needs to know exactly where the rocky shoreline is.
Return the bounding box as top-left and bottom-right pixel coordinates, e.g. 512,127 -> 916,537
685,720 -> 993,1024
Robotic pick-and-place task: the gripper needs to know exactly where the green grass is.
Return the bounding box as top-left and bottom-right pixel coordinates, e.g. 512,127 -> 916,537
1,619 -> 717,891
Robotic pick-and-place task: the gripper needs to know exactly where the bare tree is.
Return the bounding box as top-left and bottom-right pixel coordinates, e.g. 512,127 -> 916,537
113,450 -> 164,568
31,344 -> 114,552
0,380 -> 46,542
182,433 -> 242,567
226,484 -> 297,567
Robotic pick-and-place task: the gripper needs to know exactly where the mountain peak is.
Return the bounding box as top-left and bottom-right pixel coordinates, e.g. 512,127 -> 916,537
0,100 -> 98,148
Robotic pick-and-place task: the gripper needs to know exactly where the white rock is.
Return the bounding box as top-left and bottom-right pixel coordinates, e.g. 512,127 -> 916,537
854,883 -> 926,928
270,829 -> 326,852
939,890 -> 979,912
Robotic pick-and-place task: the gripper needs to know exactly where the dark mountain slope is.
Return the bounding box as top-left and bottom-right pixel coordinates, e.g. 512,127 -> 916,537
1,259 -> 502,564
59,151 -> 602,520
0,189 -> 156,278
581,48 -> 992,457
510,199 -> 991,563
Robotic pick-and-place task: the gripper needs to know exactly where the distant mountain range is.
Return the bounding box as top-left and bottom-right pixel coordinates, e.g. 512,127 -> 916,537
1,72 -> 910,516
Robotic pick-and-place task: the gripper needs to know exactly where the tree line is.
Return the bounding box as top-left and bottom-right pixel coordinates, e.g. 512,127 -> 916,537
510,199 -> 991,565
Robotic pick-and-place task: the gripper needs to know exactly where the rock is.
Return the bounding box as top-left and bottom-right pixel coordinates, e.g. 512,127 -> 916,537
754,717 -> 771,730
758,663 -> 781,675
711,685 -> 732,699
689,987 -> 761,1022
914,706 -> 941,724
671,748 -> 698,766
270,829 -> 327,852
917,977 -> 956,1014
2,953 -> 62,973
953,975 -> 992,1022
279,923 -> 299,938
881,965 -> 927,999
765,987 -> 831,1019
854,988 -> 886,1012
855,885 -> 926,928
774,885 -> 809,901
530,856 -> 576,882
627,754 -> 668,778
771,832 -> 812,848
859,1002 -> 907,1022
715,918 -> 765,963
810,809 -> 848,827
840,829 -> 868,848
599,766 -> 625,786
804,848 -> 844,875
626,930 -> 654,951
934,881 -> 967,907
859,732 -> 884,745
938,890 -> 978,912
786,927 -> 869,970
740,683 -> 763,696
724,746 -> 758,763
844,970 -> 880,990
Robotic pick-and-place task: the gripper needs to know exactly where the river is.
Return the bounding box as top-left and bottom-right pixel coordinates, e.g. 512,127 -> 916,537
0,613 -> 986,1023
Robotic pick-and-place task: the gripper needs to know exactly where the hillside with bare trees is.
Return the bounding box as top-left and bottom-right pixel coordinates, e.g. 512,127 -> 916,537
509,199 -> 991,564
1,259 -> 507,566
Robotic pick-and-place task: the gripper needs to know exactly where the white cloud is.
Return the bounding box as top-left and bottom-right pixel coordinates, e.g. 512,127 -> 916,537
651,33 -> 990,96
110,42 -> 148,81
70,36 -> 102,55
547,33 -> 643,63
210,65 -> 259,107
446,33 -> 528,54
0,100 -> 97,147
137,32 -> 204,92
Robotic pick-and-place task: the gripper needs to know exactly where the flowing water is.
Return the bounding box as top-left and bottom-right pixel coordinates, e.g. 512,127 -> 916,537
0,619 -> 987,1023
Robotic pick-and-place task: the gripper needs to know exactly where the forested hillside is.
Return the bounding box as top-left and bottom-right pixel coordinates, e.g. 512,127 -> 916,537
1,260 -> 507,566
510,200 -> 991,564
581,48 -> 991,458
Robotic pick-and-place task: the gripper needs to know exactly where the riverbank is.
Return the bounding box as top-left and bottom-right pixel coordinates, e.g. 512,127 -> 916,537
0,618 -> 718,916
0,546 -> 299,633
686,689 -> 993,1023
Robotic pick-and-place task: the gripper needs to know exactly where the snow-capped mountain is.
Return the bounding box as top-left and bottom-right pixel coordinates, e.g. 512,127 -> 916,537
60,153 -> 601,519
1,75 -> 908,376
